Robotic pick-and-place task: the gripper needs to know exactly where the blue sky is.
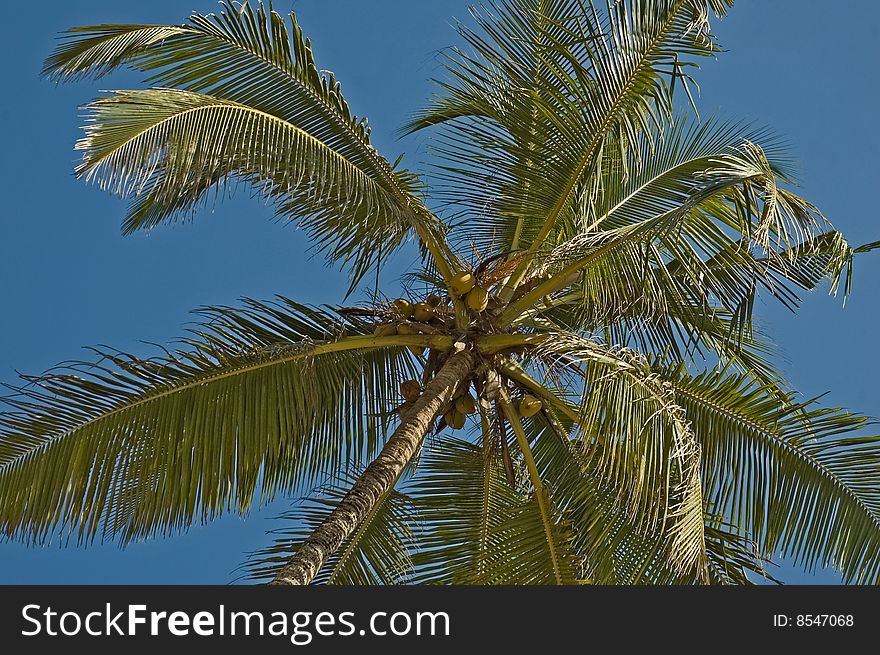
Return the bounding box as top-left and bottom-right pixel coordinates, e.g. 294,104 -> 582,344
1,0 -> 878,584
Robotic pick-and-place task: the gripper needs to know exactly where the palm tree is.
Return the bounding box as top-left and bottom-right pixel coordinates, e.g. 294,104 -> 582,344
2,0 -> 879,585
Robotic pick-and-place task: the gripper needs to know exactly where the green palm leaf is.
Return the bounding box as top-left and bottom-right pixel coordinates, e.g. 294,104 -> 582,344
509,342 -> 708,579
521,391 -> 769,584
409,436 -> 584,584
665,364 -> 880,583
0,299 -> 425,543
498,136 -> 825,327
44,1 -> 445,289
77,87 -> 410,275
410,1 -> 733,264
408,437 -> 523,584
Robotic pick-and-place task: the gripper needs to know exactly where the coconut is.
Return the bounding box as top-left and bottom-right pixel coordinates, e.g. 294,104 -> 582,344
400,379 -> 421,403
426,293 -> 442,307
392,298 -> 413,317
449,271 -> 476,297
466,286 -> 490,312
455,393 -> 477,415
445,409 -> 467,430
413,302 -> 435,322
519,394 -> 543,418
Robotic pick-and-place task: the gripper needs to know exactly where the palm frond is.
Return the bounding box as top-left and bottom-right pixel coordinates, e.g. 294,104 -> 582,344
499,387 -> 585,583
588,117 -> 791,232
408,437 -> 524,584
528,334 -> 708,579
410,0 -> 733,261
665,364 -> 880,583
534,284 -> 778,382
525,403 -> 652,583
757,230 -> 878,302
0,298 -> 421,544
602,507 -> 777,584
77,87 -> 416,285
498,134 -> 828,330
409,436 -> 584,584
703,520 -> 780,585
521,381 -> 764,584
44,1 -> 443,289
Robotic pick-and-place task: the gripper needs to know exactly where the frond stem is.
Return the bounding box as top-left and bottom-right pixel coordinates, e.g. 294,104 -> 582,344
498,385 -> 563,584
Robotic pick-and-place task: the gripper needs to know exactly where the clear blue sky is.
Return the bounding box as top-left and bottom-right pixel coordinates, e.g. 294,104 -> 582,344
1,0 -> 878,584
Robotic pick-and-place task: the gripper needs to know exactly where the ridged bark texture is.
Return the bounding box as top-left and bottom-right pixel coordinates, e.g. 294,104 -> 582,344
271,349 -> 476,585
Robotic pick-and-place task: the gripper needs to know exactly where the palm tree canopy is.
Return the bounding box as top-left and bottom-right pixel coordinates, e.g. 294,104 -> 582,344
2,0 -> 879,584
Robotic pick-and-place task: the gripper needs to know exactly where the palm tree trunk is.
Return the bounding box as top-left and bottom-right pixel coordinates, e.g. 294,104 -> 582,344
271,348 -> 476,585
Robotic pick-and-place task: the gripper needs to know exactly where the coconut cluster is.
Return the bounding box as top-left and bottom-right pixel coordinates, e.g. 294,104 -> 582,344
444,388 -> 477,430
441,388 -> 542,432
448,271 -> 490,313
390,295 -> 448,324
398,376 -> 542,433
381,269 -> 494,323
373,294 -> 450,356
378,267 -> 544,434
371,268 -> 497,356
